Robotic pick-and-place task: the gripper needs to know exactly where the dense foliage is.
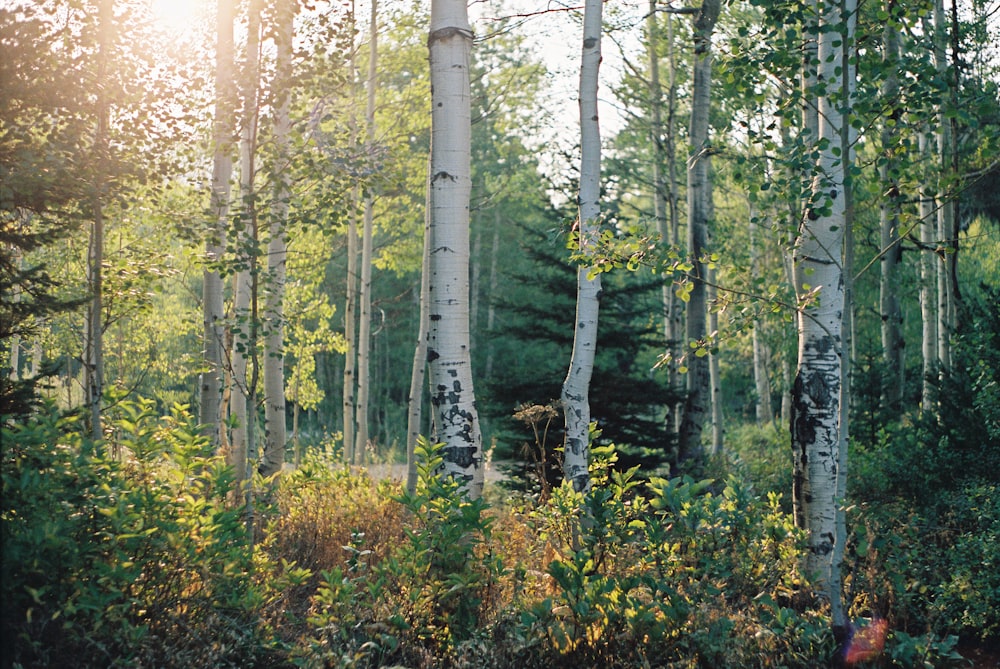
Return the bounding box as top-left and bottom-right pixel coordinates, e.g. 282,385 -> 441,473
4,396 -> 997,667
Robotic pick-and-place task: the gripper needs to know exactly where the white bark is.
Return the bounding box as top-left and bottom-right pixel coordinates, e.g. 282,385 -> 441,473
8,247 -> 22,381
342,2 -> 360,464
84,0 -> 112,442
560,0 -> 603,494
790,0 -> 854,635
427,0 -> 483,497
677,0 -> 720,469
879,15 -> 904,413
750,206 -> 773,425
933,0 -> 953,375
201,0 -> 234,451
484,210 -> 500,379
918,130 -> 937,412
354,0 -> 378,465
406,163 -> 432,495
261,0 -> 295,478
708,266 -> 723,455
231,0 -> 262,486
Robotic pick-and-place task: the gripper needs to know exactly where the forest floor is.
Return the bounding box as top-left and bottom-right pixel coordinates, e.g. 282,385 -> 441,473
361,459 -> 510,484
960,641 -> 1000,669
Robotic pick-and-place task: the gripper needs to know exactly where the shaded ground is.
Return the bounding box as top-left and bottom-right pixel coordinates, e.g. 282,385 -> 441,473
362,460 -> 509,485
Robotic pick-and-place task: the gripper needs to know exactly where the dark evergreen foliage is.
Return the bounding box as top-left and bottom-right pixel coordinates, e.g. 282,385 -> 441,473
483,223 -> 681,489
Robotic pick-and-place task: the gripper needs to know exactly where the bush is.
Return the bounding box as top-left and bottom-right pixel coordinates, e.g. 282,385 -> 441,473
1,401 -> 283,668
503,446 -> 831,668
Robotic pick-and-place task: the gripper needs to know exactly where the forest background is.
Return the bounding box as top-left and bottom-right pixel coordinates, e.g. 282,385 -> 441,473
2,0 -> 1000,666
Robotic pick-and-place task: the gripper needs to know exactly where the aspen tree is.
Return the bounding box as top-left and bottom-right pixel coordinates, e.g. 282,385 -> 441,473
790,0 -> 855,639
427,0 -> 483,497
261,0 -> 295,477
201,0 -> 235,451
560,0 -> 603,493
676,0 -> 720,469
354,0 -> 378,465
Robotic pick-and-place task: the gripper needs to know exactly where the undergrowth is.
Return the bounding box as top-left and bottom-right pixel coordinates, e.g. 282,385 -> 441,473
3,404 -> 993,668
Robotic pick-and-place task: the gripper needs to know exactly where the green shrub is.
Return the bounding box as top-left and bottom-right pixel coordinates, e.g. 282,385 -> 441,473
504,446 -> 830,668
1,400 -> 283,668
708,422 -> 792,505
293,438 -> 504,668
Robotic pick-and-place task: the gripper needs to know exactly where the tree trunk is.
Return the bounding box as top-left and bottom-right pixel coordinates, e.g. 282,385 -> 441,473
665,8 -> 683,434
750,205 -> 773,425
708,265 -> 723,455
560,0 -> 603,494
231,0 -> 262,489
8,247 -> 22,381
84,0 -> 112,443
427,0 -> 483,497
342,1 -> 360,464
645,0 -> 672,428
933,0 -> 953,375
484,210 -> 500,380
406,162 -> 432,495
790,0 -> 854,640
676,0 -> 720,470
261,0 -> 295,478
354,0 -> 378,465
918,130 -> 937,412
879,14 -> 904,415
202,0 -> 234,452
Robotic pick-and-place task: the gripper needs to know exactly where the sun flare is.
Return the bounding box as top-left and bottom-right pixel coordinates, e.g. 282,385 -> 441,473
150,0 -> 206,34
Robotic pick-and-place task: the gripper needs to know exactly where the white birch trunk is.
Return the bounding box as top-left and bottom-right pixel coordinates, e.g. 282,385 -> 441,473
261,0 -> 294,478
427,0 -> 483,497
666,9 -> 683,434
8,247 -> 22,381
342,2 -> 360,464
231,0 -> 262,486
708,266 -> 723,454
406,163 -> 432,495
84,0 -> 112,443
879,15 -> 904,414
484,211 -> 500,379
750,206 -> 773,425
202,0 -> 234,451
790,0 -> 854,638
918,130 -> 937,412
354,0 -> 377,465
933,0 -> 953,375
560,0 -> 603,494
677,0 -> 720,469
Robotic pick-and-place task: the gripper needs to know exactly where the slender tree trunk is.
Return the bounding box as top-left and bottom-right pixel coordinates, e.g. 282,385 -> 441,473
708,266 -> 723,454
354,0 -> 378,465
484,210 -> 500,379
202,0 -> 234,451
833,24 -> 857,637
665,9 -> 683,434
918,130 -> 937,411
676,0 -> 720,470
84,0 -> 112,443
645,0 -> 673,427
30,335 -> 41,378
342,2 -> 360,464
427,0 -> 483,497
406,163 -> 432,495
8,248 -> 22,381
790,0 -> 854,642
750,205 -> 773,425
232,0 -> 262,490
879,14 -> 904,415
261,0 -> 295,478
559,0 -> 603,494
933,0 -> 953,375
